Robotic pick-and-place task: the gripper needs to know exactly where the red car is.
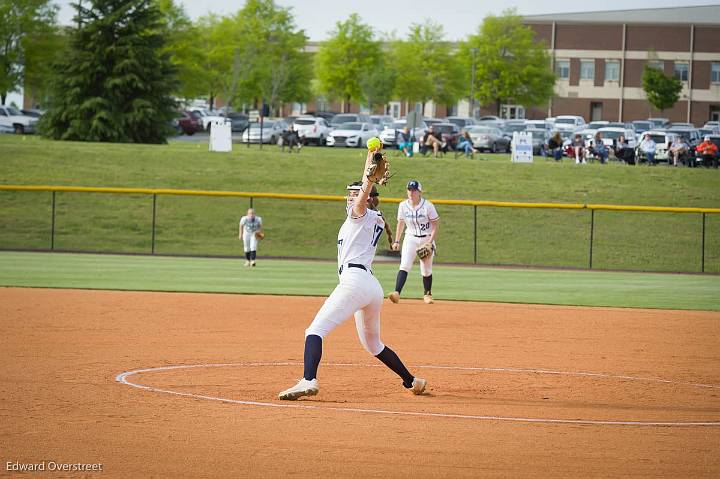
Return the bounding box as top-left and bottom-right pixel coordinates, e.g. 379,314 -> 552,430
177,111 -> 203,135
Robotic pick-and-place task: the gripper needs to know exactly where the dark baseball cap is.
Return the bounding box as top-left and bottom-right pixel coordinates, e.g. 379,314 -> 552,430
406,180 -> 422,191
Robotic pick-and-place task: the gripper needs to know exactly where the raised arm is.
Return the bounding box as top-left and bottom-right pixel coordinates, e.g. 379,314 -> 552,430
351,149 -> 377,218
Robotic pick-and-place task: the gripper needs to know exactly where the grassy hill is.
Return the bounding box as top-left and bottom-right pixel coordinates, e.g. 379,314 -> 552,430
1,135 -> 719,272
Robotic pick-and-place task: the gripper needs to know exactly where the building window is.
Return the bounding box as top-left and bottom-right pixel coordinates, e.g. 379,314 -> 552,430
555,59 -> 569,79
674,62 -> 689,82
605,60 -> 620,82
647,60 -> 664,71
712,63 -> 720,84
500,105 -> 525,120
580,60 -> 595,81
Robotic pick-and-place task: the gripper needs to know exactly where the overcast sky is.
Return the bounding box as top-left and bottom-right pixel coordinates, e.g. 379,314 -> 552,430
54,0 -> 719,41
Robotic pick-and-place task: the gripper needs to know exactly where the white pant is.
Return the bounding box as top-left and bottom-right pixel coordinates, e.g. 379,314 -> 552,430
305,267 -> 385,356
243,233 -> 258,252
400,234 -> 434,276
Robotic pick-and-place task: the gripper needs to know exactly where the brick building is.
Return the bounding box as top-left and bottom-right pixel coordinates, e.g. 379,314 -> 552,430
521,5 -> 720,124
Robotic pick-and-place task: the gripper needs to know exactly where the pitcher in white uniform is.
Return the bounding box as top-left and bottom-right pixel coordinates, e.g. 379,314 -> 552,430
278,150 -> 427,400
239,208 -> 263,267
388,180 -> 440,304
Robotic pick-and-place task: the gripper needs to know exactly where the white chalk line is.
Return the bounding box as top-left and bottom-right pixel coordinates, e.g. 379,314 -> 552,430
115,362 -> 720,427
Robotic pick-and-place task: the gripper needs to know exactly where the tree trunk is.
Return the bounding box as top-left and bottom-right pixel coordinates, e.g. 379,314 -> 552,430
1,92 -> 6,105
496,99 -> 502,117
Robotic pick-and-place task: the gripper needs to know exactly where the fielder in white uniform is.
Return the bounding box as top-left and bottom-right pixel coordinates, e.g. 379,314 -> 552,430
239,208 -> 263,267
278,150 -> 427,400
388,180 -> 440,304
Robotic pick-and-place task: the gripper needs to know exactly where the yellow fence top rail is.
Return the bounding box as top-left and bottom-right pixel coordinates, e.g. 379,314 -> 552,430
1,184 -> 719,214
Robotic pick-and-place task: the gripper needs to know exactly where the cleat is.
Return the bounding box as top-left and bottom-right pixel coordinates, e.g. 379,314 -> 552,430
250,260 -> 256,267
409,377 -> 427,395
244,260 -> 250,267
278,378 -> 319,400
388,291 -> 400,303
423,294 -> 433,304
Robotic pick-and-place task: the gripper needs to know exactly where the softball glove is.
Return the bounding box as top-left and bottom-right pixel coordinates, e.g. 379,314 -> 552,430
416,242 -> 433,259
255,232 -> 265,240
365,151 -> 391,186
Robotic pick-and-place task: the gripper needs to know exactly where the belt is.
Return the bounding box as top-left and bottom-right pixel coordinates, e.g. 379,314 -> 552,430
414,234 -> 427,238
339,263 -> 370,275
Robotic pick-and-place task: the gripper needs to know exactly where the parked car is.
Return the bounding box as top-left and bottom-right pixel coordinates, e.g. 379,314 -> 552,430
325,122 -> 379,147
668,122 -> 695,129
177,111 -> 203,135
445,116 -> 477,129
524,119 -> 551,130
328,113 -> 371,130
631,120 -> 653,134
370,115 -> 395,130
227,112 -> 250,132
647,117 -> 669,128
467,125 -> 511,153
241,119 -> 288,144
303,111 -> 338,122
430,122 -> 461,149
637,130 -> 680,162
502,123 -> 528,136
524,128 -> 551,154
189,108 -> 228,131
21,108 -> 44,118
553,115 -> 586,134
664,127 -> 702,150
293,116 -> 331,145
0,124 -> 13,134
587,127 -> 638,161
423,117 -> 444,128
379,119 -> 427,147
0,105 -> 38,134
699,127 -> 720,137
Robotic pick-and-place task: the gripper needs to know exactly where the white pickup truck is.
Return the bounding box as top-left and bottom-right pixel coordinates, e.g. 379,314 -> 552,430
0,105 -> 38,134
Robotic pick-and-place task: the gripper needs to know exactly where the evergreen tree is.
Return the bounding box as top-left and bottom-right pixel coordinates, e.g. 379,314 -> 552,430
40,0 -> 177,143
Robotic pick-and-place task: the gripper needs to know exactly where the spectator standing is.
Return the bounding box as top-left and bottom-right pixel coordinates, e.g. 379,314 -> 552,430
639,133 -> 657,165
697,136 -> 719,168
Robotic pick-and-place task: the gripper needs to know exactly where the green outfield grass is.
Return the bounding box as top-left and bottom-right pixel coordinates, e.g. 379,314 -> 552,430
0,252 -> 718,311
1,135 -> 719,272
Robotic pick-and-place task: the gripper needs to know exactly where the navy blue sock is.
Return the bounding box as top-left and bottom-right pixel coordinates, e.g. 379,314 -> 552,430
395,270 -> 408,293
422,274 -> 433,295
245,251 -> 251,260
303,334 -> 322,380
250,250 -> 257,260
375,346 -> 414,388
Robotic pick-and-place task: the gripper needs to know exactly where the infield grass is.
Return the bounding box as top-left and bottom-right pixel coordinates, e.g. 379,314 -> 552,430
1,135 -> 719,273
0,251 -> 717,311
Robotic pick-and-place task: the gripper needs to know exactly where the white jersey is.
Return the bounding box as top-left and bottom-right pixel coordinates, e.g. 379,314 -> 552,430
337,208 -> 385,271
397,198 -> 439,237
240,215 -> 262,234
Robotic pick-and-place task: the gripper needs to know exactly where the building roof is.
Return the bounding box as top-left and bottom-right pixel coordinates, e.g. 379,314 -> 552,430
523,5 -> 720,25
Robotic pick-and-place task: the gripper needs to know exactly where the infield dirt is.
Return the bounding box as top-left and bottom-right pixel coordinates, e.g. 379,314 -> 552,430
1,288 -> 719,478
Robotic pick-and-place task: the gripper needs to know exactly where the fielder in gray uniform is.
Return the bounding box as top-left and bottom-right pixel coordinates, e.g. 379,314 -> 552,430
239,208 -> 263,267
278,149 -> 427,400
389,180 -> 440,304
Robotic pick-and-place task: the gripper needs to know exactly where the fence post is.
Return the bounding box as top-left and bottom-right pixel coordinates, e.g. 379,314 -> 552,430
50,190 -> 56,251
473,205 -> 477,264
151,193 -> 157,255
250,196 -> 253,209
701,212 -> 706,273
588,209 -> 595,269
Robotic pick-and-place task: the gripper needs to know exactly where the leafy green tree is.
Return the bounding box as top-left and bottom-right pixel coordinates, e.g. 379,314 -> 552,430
642,64 -> 682,114
40,0 -> 178,143
315,13 -> 381,112
392,21 -> 464,111
193,0 -> 310,113
359,57 -> 396,112
460,10 -> 555,116
0,0 -> 58,105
